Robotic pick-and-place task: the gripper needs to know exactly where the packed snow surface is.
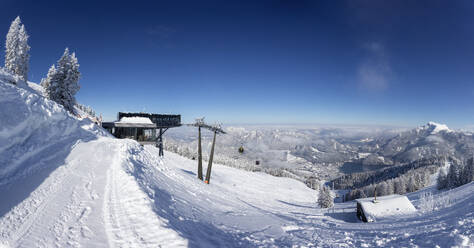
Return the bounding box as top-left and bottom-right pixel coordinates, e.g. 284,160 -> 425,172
117,116 -> 153,124
0,75 -> 473,247
356,195 -> 417,221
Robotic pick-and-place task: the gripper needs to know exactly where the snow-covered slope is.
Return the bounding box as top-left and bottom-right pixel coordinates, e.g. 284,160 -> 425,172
0,73 -> 472,247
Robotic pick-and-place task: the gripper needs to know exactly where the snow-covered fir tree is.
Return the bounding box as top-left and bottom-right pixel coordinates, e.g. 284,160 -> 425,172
462,158 -> 474,185
41,65 -> 55,89
378,181 -> 389,196
446,162 -> 461,189
437,168 -> 448,190
44,48 -> 81,113
407,175 -> 417,193
5,16 -> 30,82
318,186 -> 334,208
393,177 -> 406,194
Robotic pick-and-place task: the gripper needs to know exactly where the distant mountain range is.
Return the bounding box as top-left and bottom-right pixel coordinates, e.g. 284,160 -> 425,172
366,122 -> 473,165
165,122 -> 474,181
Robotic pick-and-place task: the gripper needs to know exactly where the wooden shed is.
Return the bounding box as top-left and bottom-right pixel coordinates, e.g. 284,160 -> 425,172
355,194 -> 417,222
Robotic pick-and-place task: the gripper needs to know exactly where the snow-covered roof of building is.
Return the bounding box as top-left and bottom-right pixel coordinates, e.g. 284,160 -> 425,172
113,117 -> 156,128
356,194 -> 417,221
117,117 -> 153,124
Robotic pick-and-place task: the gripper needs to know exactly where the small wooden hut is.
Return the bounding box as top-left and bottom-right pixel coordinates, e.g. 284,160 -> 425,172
355,194 -> 417,222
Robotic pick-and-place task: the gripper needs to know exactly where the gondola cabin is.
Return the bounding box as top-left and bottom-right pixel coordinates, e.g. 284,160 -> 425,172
355,194 -> 417,222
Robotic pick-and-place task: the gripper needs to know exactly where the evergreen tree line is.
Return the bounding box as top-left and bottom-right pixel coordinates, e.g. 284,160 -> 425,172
437,158 -> 474,190
331,157 -> 445,190
346,165 -> 437,201
3,16 -> 80,114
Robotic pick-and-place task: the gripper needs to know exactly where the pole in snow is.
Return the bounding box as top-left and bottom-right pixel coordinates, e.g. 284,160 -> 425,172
197,126 -> 203,180
204,130 -> 217,184
158,128 -> 164,157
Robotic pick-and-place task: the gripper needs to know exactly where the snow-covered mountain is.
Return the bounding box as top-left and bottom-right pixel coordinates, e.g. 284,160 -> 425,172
371,121 -> 474,164
166,121 -> 474,183
0,72 -> 473,247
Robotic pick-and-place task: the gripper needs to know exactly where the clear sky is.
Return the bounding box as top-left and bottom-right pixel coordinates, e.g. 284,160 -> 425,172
1,0 -> 474,128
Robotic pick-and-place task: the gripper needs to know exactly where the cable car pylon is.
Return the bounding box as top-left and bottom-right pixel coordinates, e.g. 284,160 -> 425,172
197,125 -> 203,180
189,118 -> 226,184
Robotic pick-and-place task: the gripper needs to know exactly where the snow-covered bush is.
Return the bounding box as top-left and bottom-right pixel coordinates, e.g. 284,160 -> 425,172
4,16 -> 30,83
418,192 -> 435,213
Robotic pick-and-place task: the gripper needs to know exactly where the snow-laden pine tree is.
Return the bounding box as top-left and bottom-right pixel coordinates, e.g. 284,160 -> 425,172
44,48 -> 81,113
446,162 -> 461,189
386,179 -> 394,195
462,158 -> 474,185
41,65 -> 56,89
393,177 -> 406,194
318,186 -> 334,208
378,181 -> 389,196
407,175 -> 417,192
5,16 -> 30,82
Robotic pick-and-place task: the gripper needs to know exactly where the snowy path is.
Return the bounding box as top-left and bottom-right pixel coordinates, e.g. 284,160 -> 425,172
0,138 -> 186,248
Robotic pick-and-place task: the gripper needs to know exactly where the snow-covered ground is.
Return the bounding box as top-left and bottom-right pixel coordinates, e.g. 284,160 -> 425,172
0,75 -> 473,247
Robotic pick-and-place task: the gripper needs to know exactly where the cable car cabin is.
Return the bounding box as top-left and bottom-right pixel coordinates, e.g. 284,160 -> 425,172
102,116 -> 158,146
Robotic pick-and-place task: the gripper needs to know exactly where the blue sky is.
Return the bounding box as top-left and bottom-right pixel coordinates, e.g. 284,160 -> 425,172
1,0 -> 474,128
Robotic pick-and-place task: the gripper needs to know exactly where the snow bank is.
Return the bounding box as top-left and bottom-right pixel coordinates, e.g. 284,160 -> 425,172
0,73 -> 108,183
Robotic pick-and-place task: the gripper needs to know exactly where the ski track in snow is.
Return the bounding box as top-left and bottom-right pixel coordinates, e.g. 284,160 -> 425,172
0,139 -> 186,248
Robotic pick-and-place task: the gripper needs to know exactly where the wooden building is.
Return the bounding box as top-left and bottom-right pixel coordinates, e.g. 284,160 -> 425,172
355,194 -> 417,222
102,112 -> 181,155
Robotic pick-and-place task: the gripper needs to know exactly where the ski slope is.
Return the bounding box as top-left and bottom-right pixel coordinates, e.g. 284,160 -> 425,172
0,75 -> 473,247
